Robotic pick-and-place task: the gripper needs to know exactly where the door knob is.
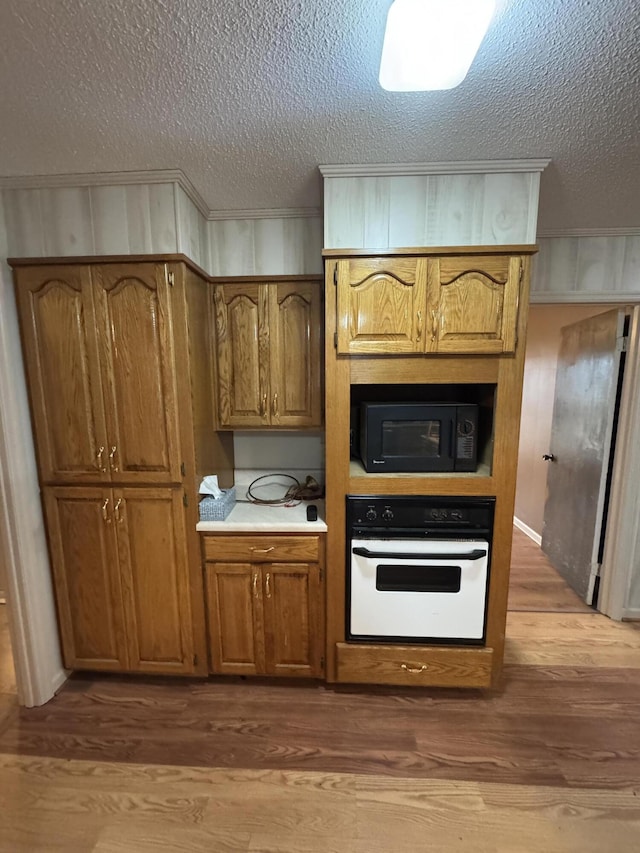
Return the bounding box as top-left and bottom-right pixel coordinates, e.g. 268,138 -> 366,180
542,454 -> 556,461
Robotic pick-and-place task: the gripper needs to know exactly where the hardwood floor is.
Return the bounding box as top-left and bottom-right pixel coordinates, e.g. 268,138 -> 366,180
0,603 -> 16,696
1,538 -> 639,851
508,527 -> 592,613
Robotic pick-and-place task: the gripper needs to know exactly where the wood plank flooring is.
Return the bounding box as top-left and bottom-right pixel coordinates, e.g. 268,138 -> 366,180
1,535 -> 639,851
508,527 -> 593,612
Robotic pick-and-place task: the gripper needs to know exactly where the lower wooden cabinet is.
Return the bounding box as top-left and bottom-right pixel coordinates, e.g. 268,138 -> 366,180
43,486 -> 199,674
204,534 -> 324,678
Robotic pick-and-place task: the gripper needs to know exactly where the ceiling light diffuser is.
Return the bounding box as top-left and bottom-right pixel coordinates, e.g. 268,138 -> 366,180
379,0 -> 496,92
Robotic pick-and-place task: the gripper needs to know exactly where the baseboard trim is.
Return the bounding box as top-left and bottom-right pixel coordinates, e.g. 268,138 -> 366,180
622,608 -> 640,622
513,516 -> 542,546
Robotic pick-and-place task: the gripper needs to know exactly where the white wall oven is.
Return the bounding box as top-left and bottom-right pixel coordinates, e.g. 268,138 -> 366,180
346,496 -> 495,645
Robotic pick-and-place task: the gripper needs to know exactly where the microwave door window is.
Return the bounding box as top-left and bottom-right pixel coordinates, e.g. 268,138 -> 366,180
382,420 -> 441,458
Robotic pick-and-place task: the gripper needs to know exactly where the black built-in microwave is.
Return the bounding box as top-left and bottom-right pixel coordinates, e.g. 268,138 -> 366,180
359,402 -> 479,473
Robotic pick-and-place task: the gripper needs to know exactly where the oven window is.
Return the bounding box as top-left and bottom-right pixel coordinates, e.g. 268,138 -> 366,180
381,420 -> 440,458
376,563 -> 462,593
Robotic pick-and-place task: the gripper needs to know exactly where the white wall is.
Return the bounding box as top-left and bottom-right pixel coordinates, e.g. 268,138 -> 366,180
0,193 -> 66,705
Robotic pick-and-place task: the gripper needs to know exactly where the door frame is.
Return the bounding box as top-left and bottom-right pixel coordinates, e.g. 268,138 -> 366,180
528,295 -> 640,621
0,259 -> 68,707
599,306 -> 640,619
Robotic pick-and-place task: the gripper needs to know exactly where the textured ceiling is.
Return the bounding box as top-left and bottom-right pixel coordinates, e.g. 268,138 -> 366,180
1,0 -> 639,232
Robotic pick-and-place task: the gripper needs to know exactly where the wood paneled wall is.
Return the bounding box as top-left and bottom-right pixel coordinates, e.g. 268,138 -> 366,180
321,171 -> 542,248
532,235 -> 640,302
207,215 -> 323,276
4,184 -> 179,257
2,183 -> 323,277
175,186 -> 209,270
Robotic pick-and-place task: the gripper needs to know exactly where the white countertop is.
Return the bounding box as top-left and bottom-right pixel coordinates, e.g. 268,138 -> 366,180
197,499 -> 327,533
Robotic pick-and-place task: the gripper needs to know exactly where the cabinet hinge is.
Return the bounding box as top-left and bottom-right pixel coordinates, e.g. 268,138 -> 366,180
333,332 -> 338,349
320,655 -> 325,670
193,654 -> 198,666
183,492 -> 189,507
180,461 -> 186,477
333,266 -> 338,286
519,260 -> 523,284
167,270 -> 175,287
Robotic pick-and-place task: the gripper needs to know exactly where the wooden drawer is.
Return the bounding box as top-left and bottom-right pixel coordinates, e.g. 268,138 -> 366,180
203,534 -> 321,564
335,642 -> 493,688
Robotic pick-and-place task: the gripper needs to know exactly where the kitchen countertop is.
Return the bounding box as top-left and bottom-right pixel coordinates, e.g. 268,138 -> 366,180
197,499 -> 327,533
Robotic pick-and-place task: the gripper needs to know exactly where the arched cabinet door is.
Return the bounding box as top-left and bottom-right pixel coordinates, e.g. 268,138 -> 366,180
427,256 -> 522,354
92,264 -> 182,484
213,279 -> 322,428
336,257 -> 428,354
214,283 -> 269,428
13,265 -> 110,484
268,282 -> 322,427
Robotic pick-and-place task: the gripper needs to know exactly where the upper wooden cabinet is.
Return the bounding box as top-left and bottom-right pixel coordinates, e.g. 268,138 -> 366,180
336,257 -> 428,354
213,278 -> 323,428
428,255 -> 522,354
14,262 -> 182,484
334,253 -> 524,356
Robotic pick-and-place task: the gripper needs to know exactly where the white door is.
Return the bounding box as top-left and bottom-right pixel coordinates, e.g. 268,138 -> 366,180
542,309 -> 628,604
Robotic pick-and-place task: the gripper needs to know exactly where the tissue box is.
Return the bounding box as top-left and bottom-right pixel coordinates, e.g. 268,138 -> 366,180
199,487 -> 236,521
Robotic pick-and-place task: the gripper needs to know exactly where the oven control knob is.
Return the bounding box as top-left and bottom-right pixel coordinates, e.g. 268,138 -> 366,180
381,508 -> 394,521
459,419 -> 475,436
365,508 -> 377,521
451,510 -> 462,520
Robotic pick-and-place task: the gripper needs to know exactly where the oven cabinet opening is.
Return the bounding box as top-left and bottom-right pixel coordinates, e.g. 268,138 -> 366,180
348,538 -> 490,645
349,383 -> 495,478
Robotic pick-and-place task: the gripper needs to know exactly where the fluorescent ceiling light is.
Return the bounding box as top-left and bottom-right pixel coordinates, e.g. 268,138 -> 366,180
379,0 -> 496,92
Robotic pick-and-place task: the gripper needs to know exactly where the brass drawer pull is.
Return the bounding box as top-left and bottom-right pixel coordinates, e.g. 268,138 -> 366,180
252,572 -> 259,598
251,546 -> 274,554
109,445 -> 119,472
101,498 -> 111,524
416,310 -> 422,342
401,663 -> 428,674
272,392 -> 278,417
265,572 -> 272,598
96,445 -> 106,472
114,498 -> 124,524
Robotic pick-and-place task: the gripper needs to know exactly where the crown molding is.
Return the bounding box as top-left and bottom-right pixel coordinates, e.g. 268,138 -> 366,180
319,159 -> 551,178
0,168 -> 186,191
0,169 -> 212,220
207,207 -> 321,221
537,227 -> 640,238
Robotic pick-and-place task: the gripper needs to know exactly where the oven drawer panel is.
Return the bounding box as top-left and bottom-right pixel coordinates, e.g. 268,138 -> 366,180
335,642 -> 493,688
203,534 -> 320,563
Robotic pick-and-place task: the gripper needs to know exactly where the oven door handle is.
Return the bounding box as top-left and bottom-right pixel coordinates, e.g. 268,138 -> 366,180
352,546 -> 487,561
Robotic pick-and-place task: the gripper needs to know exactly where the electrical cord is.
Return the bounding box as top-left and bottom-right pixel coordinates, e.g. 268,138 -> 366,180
245,473 -> 323,506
